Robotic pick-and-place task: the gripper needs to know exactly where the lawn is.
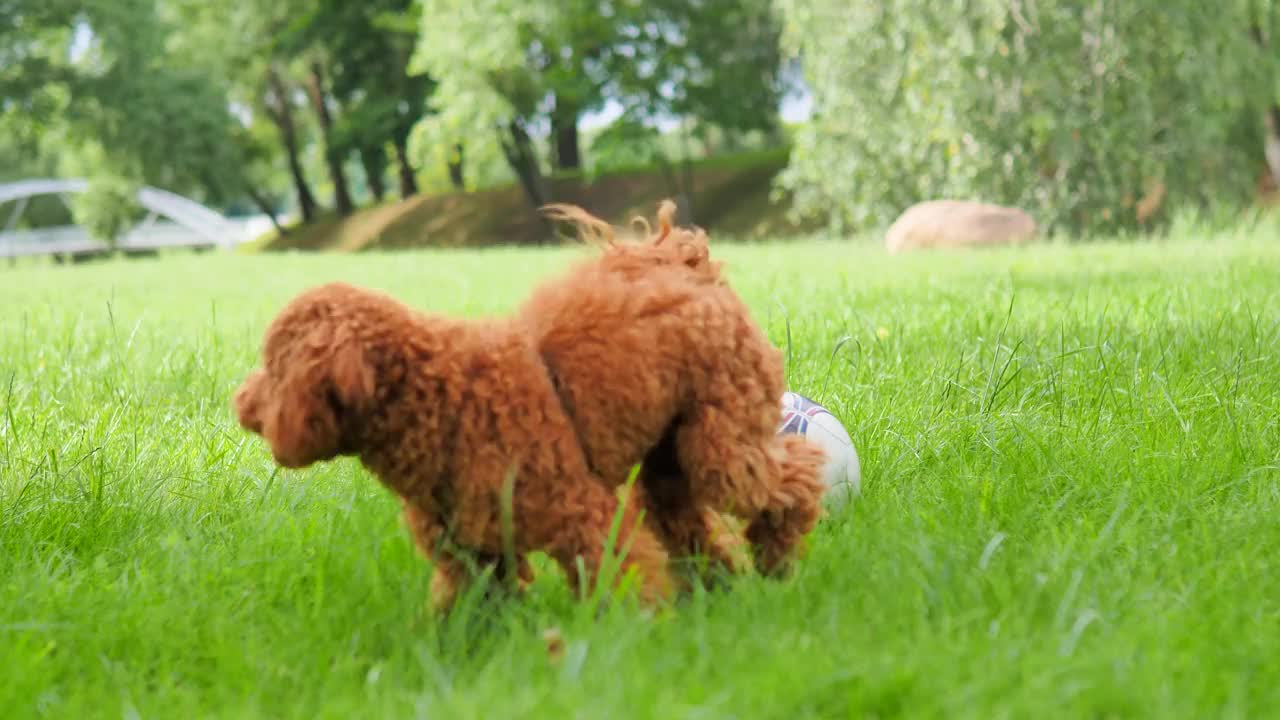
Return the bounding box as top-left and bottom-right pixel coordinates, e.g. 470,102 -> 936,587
2,224 -> 1279,719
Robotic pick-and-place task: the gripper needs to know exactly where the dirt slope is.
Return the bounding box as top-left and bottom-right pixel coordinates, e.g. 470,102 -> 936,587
259,150 -> 820,252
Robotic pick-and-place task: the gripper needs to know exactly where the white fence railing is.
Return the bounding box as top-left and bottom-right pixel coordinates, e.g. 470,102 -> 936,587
0,218 -> 266,259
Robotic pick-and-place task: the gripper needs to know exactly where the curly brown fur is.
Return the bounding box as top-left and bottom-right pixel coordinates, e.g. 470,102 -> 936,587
233,282 -> 675,613
523,201 -> 828,582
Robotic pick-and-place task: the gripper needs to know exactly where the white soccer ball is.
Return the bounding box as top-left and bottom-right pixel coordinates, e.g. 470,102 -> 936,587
777,391 -> 861,509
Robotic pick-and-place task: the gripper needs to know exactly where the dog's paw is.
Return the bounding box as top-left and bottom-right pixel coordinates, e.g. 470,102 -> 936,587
428,569 -> 460,614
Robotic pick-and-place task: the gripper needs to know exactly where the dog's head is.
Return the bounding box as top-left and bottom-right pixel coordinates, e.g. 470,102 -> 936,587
234,284 -> 378,469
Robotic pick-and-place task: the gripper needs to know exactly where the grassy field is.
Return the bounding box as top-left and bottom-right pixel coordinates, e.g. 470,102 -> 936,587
2,223 -> 1279,719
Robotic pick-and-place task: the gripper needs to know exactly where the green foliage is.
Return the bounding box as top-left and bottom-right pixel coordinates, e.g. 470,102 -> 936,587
609,0 -> 790,138
0,2 -> 80,129
165,0 -> 328,218
1,0 -> 255,215
69,172 -> 142,245
409,1 -> 593,178
776,0 -> 1279,236
4,0 -> 797,224
409,0 -> 791,190
230,120 -> 295,215
74,64 -> 247,204
582,117 -> 784,181
587,118 -> 666,174
273,0 -> 433,204
5,0 -> 444,224
0,120 -> 73,228
410,130 -> 515,194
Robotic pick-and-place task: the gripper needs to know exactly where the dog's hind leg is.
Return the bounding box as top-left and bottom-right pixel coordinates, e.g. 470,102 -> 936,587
536,479 -> 676,607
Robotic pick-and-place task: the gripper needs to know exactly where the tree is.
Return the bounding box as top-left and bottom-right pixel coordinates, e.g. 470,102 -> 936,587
0,0 -> 80,230
0,1 -> 82,131
604,0 -> 792,221
317,0 -> 434,201
273,1 -> 359,216
302,58 -> 355,215
5,0 -> 254,221
164,0 -> 324,223
1248,0 -> 1280,186
262,64 -> 320,222
336,106 -> 390,203
587,118 -> 666,173
411,0 -> 790,215
446,143 -> 465,190
0,116 -> 78,230
608,0 -> 790,138
230,119 -> 293,234
775,0 -> 1278,236
406,127 -> 513,195
412,2 -> 588,209
1,0 -> 315,239
70,170 -> 142,247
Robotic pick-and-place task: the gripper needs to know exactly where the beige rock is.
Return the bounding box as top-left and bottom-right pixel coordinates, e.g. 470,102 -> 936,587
884,200 -> 1037,254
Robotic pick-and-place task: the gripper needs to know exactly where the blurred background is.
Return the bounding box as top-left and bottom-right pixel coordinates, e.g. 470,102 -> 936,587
3,0 -> 1279,256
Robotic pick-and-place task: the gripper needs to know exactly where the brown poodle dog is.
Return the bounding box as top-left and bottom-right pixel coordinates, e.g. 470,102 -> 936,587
523,201 -> 829,581
232,282 -> 675,613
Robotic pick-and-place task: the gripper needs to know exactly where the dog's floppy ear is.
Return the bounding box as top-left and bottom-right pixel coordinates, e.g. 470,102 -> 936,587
266,323 -> 374,468
233,368 -> 268,435
329,326 -> 376,412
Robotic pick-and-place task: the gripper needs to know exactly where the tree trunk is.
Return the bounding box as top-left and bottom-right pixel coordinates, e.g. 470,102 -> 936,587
264,67 -> 317,224
498,120 -> 551,239
654,152 -> 692,224
360,146 -> 387,204
1250,7 -> 1280,186
1265,105 -> 1280,186
677,119 -> 697,225
552,104 -> 581,172
246,186 -> 286,235
499,121 -> 548,207
391,135 -> 418,199
304,60 -> 354,216
447,142 -> 465,190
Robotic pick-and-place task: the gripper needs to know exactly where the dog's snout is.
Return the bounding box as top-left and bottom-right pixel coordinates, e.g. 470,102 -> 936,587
233,369 -> 267,434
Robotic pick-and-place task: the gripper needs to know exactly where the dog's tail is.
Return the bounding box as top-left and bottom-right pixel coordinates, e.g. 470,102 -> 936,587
539,199 -> 696,249
626,199 -> 679,246
540,203 -> 621,249
541,200 -> 721,279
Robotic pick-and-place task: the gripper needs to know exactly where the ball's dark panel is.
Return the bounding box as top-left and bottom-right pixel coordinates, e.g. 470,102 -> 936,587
778,392 -> 831,435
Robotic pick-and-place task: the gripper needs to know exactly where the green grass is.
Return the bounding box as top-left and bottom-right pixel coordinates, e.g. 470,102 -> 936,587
3,222 -> 1279,719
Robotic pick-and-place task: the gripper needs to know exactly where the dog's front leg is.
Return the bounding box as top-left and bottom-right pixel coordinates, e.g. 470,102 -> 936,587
402,496 -> 533,614
399,500 -> 471,613
635,464 -> 751,587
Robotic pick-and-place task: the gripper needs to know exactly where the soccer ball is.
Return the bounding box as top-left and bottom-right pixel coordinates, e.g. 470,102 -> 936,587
777,391 -> 861,508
